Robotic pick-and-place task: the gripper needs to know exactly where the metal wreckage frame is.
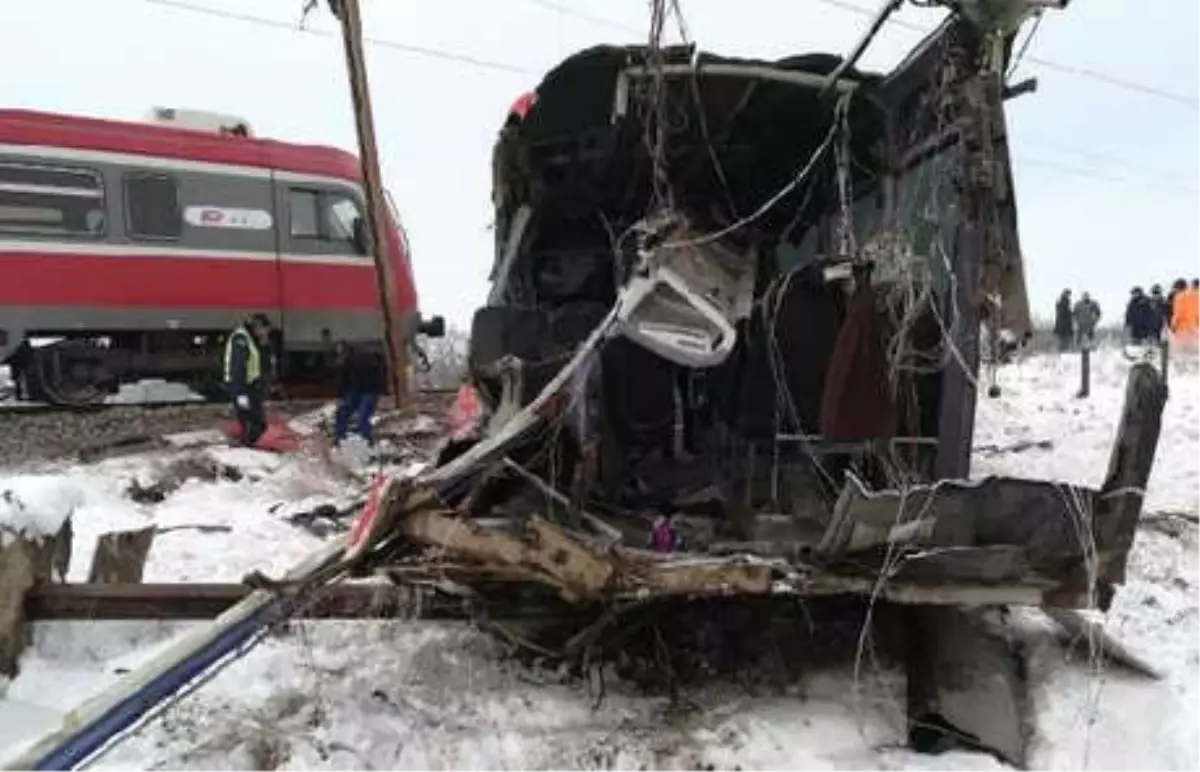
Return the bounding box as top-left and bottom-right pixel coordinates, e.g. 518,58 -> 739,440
332,2 -> 1166,766
8,1 -> 1167,769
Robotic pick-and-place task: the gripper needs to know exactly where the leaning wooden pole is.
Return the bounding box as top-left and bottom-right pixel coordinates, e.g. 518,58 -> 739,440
333,0 -> 408,404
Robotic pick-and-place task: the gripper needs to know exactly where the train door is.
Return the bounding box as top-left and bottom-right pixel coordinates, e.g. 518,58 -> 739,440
272,175 -> 381,355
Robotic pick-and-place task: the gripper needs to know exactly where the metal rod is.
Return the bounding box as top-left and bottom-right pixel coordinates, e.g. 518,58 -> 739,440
500,457 -> 623,544
333,0 -> 409,405
1159,338 -> 1170,393
818,0 -> 904,98
5,540 -> 347,770
619,62 -> 860,93
24,583 -> 417,621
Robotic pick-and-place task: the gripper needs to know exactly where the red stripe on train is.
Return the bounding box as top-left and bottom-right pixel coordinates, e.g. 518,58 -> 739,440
0,252 -> 398,311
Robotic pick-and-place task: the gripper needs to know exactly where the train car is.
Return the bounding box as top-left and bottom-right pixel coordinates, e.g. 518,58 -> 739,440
0,107 -> 442,404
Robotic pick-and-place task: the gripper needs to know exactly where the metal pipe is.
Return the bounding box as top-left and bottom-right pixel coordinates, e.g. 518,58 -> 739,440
615,62 -> 859,118
818,0 -> 904,98
4,541 -> 347,770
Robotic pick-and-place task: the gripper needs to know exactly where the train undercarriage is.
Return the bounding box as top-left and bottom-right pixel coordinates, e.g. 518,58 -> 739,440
5,330 -> 348,406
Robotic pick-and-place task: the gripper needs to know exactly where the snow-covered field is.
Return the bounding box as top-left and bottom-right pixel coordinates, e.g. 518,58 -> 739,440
1,348 -> 1196,770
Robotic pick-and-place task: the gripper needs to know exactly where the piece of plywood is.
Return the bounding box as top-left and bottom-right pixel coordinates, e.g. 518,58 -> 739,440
401,510 -> 613,599
87,528 -> 155,585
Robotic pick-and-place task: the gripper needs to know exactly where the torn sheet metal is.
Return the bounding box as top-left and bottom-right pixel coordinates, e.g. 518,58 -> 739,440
349,361 -> 1164,614
817,472 -> 1098,571
617,215 -> 757,368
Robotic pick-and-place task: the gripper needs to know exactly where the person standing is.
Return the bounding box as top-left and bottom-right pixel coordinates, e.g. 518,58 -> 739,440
1054,289 -> 1074,352
333,341 -> 385,446
224,314 -> 273,447
1168,278 -> 1188,322
1149,285 -> 1170,337
1072,292 -> 1102,349
1171,279 -> 1199,347
1124,287 -> 1159,345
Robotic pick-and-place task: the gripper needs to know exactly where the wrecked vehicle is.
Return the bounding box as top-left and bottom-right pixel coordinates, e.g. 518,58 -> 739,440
351,4 -> 1165,767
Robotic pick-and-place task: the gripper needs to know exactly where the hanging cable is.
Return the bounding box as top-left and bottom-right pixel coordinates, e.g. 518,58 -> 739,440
644,0 -> 674,213
1006,11 -> 1043,80
144,0 -> 533,74
808,0 -> 1199,108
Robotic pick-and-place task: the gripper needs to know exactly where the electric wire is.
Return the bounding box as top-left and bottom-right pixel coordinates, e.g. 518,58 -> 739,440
144,0 -> 533,74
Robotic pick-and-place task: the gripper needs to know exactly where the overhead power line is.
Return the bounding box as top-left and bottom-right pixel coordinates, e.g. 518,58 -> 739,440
144,0 -> 532,75
809,0 -> 1199,108
524,0 -> 642,35
1017,156 -> 1199,195
150,0 -> 1197,107
143,0 -> 1200,194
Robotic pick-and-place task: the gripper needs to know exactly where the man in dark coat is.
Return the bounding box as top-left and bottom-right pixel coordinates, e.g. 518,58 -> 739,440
1149,285 -> 1170,337
333,342 -> 385,446
1054,289 -> 1074,352
1072,292 -> 1102,349
225,314 -> 273,446
1125,287 -> 1160,344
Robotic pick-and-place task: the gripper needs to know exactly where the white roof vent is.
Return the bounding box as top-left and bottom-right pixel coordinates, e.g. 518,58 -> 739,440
147,107 -> 253,137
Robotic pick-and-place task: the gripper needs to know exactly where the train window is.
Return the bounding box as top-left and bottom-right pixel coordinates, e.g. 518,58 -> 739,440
289,189 -> 321,238
325,195 -> 361,244
124,173 -> 182,239
0,162 -> 105,237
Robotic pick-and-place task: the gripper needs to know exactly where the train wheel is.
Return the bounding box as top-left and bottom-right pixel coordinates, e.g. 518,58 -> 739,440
33,343 -> 108,408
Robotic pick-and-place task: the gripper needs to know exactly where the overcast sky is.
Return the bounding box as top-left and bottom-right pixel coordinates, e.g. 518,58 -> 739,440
3,0 -> 1197,328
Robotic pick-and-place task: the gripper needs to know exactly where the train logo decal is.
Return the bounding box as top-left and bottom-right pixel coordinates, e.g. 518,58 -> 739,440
183,206 -> 273,230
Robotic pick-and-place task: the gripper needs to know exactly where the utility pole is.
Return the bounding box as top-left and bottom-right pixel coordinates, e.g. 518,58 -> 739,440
327,0 -> 408,405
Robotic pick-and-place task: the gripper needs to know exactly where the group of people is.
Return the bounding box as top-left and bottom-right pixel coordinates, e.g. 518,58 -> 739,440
1125,279 -> 1199,345
1053,290 -> 1103,351
1054,278 -> 1199,351
223,314 -> 386,449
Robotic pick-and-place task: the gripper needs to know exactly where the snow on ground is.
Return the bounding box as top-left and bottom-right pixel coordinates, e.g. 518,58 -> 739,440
1,347 -> 1196,770
106,379 -> 205,405
0,475 -> 81,546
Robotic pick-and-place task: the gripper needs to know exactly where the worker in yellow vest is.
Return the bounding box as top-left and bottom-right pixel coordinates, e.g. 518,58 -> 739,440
224,314 -> 273,446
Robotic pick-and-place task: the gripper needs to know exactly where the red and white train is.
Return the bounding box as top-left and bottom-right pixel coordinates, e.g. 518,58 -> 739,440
0,107 -> 441,404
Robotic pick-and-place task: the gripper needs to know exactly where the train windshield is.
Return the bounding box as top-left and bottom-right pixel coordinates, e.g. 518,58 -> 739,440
384,188 -> 411,261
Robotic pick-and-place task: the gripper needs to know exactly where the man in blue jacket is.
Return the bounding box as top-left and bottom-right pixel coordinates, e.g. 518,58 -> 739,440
224,314 -> 273,446
332,341 -> 385,446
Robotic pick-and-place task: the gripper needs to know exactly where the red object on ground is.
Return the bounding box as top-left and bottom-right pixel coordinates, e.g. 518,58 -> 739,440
220,412 -> 301,452
345,473 -> 390,561
446,383 -> 482,440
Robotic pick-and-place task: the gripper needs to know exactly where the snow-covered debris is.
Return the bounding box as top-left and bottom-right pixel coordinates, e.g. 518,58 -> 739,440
0,348 -> 1195,770
0,477 -> 81,546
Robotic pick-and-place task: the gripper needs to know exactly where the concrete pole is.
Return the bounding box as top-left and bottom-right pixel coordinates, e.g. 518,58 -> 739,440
332,0 -> 408,405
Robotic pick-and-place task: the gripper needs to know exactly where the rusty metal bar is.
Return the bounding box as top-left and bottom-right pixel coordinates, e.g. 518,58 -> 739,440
24,583 -> 426,621
23,583 -> 584,622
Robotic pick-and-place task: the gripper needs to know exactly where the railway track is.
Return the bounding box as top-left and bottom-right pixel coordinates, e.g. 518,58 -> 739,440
0,397 -> 317,416
0,387 -> 456,415
0,389 -> 456,466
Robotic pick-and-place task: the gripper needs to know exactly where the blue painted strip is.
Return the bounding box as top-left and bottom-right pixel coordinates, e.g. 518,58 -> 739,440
30,596 -> 289,771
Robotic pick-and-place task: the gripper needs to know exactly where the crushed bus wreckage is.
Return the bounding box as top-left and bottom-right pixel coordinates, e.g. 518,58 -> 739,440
344,5 -> 1164,767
